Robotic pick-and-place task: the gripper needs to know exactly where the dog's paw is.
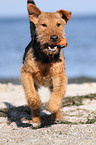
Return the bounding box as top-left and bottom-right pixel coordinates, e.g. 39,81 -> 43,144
31,122 -> 41,129
54,118 -> 64,124
29,120 -> 41,129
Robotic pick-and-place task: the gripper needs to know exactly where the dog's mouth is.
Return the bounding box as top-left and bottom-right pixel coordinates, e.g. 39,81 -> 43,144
47,45 -> 58,52
44,44 -> 63,52
43,42 -> 66,52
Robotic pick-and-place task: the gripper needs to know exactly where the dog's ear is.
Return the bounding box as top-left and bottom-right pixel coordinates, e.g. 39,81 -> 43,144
57,10 -> 72,23
28,4 -> 42,24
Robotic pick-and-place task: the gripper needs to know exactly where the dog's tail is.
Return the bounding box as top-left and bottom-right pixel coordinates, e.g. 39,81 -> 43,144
27,0 -> 36,5
23,0 -> 36,64
27,0 -> 36,40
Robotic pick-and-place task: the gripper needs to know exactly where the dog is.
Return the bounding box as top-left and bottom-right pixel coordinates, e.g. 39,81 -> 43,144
21,0 -> 72,127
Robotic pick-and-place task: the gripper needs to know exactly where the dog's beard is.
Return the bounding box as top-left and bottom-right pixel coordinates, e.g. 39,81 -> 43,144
32,38 -> 61,63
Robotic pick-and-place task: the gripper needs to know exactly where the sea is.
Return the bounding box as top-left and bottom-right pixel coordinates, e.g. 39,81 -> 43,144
0,15 -> 96,79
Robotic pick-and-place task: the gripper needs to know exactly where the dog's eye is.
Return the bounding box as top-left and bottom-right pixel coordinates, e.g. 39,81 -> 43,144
57,23 -> 61,27
42,24 -> 47,27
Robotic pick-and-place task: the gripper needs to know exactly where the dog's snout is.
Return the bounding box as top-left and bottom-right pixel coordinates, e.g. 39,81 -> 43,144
50,35 -> 58,42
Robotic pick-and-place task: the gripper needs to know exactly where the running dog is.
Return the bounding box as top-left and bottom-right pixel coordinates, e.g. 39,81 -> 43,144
21,0 -> 72,127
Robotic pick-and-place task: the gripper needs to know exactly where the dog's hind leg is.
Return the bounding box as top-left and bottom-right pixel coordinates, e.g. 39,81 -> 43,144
21,71 -> 41,125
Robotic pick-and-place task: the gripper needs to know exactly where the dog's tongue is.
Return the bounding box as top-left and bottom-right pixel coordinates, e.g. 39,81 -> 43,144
58,38 -> 68,48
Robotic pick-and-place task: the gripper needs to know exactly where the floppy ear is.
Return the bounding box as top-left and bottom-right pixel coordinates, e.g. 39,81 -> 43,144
57,10 -> 72,23
28,4 -> 42,24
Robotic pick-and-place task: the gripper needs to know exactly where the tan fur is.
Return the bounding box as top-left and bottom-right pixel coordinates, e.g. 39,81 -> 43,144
21,2 -> 72,125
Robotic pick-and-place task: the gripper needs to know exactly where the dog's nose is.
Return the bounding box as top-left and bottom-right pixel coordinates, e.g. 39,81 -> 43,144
50,35 -> 58,42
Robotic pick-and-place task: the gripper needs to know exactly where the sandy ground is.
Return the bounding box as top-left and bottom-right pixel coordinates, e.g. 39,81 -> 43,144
0,82 -> 96,145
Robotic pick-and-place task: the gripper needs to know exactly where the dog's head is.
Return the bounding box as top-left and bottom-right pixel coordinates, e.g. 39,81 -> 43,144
28,4 -> 72,62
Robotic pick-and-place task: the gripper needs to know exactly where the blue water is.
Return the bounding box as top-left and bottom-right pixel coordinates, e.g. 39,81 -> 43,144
0,16 -> 96,79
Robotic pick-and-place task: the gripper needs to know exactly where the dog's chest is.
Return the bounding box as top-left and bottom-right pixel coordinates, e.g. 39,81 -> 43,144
34,64 -> 52,87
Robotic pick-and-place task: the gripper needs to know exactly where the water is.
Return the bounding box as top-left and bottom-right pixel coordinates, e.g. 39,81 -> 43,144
0,16 -> 96,79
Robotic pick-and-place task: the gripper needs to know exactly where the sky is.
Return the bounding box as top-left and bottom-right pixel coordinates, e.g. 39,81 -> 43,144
0,0 -> 96,18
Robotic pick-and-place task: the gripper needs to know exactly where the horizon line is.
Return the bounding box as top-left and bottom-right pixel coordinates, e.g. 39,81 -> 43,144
0,14 -> 96,19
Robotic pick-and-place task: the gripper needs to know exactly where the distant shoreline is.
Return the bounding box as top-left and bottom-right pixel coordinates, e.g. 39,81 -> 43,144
0,14 -> 96,20
0,77 -> 96,84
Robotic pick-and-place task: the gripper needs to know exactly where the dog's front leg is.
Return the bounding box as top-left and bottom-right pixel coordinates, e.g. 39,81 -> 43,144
21,72 -> 41,123
48,73 -> 67,120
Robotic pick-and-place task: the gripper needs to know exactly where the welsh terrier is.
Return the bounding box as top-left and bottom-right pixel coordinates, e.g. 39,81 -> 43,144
21,0 -> 72,127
